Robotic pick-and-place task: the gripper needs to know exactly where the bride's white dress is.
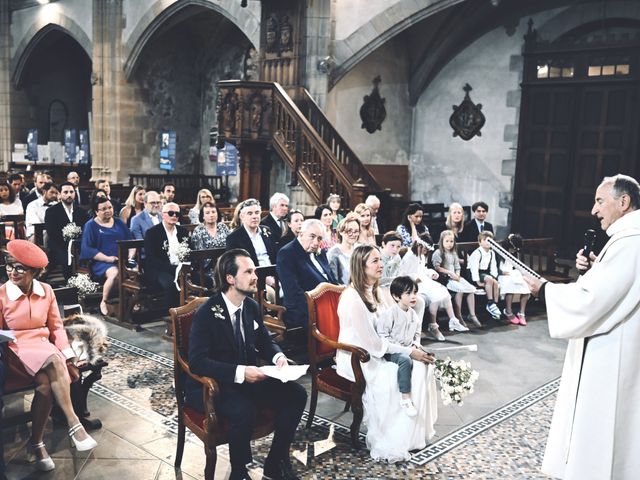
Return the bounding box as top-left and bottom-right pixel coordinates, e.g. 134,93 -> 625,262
336,287 -> 438,462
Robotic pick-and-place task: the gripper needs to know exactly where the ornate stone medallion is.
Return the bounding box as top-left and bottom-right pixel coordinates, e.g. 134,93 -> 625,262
449,83 -> 486,141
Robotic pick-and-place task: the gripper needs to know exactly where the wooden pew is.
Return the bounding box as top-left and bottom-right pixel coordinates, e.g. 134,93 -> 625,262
116,239 -> 146,329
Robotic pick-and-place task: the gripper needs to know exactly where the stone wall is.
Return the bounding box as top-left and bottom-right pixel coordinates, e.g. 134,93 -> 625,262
325,37 -> 411,171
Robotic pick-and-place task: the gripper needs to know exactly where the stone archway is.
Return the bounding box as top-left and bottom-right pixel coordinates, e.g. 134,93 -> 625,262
11,18 -> 91,88
123,0 -> 260,80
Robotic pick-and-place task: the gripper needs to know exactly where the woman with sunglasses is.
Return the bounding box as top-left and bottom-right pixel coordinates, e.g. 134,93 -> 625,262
0,241 -> 97,472
326,213 -> 361,284
80,196 -> 132,315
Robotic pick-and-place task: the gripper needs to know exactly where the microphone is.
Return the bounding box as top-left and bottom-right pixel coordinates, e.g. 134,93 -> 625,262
580,229 -> 596,275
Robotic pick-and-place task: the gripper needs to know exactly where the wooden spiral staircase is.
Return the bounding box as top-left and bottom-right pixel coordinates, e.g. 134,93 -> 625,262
216,80 -> 389,209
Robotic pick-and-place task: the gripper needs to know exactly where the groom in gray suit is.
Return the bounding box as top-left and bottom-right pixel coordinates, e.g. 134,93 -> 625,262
130,191 -> 162,240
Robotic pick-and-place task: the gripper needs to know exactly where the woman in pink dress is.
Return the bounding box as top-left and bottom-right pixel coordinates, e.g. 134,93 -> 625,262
0,240 -> 97,472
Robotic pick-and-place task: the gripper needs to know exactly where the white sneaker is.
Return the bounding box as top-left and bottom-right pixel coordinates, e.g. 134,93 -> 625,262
487,303 -> 501,319
449,317 -> 469,332
400,398 -> 418,417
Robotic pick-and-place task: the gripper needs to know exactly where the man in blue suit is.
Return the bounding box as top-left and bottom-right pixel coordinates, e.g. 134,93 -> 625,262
130,191 -> 162,240
276,219 -> 338,330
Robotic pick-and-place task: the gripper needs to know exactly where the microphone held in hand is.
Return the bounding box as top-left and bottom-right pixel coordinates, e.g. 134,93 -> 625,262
580,229 -> 596,275
582,229 -> 596,258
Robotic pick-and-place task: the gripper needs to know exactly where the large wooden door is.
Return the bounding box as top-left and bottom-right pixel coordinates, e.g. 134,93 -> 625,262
513,35 -> 640,253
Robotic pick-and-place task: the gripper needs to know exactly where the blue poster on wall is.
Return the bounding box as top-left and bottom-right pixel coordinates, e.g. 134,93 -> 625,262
64,129 -> 77,163
27,129 -> 38,161
211,142 -> 239,176
78,130 -> 90,164
160,131 -> 176,171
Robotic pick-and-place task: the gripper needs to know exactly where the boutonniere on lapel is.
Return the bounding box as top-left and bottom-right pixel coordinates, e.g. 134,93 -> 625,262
211,304 -> 225,320
260,226 -> 270,237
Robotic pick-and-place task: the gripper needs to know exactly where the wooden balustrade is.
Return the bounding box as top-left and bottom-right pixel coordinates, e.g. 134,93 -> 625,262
216,80 -> 385,209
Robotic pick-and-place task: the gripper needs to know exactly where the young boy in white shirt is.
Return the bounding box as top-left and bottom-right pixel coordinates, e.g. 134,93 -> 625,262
377,276 -> 434,416
467,230 -> 501,320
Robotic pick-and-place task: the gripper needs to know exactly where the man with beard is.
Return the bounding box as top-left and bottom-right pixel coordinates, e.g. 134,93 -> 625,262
187,249 -> 306,480
44,182 -> 89,279
25,182 -> 58,239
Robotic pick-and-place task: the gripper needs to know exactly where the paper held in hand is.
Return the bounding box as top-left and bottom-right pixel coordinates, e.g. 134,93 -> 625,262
259,364 -> 309,383
0,330 -> 16,343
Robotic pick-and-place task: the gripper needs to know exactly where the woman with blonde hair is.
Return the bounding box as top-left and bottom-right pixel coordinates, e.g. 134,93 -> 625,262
336,244 -> 438,462
119,185 -> 146,227
354,203 -> 376,245
188,188 -> 215,224
445,202 -> 465,241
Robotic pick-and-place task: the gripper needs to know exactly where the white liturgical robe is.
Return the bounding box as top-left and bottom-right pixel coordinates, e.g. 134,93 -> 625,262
541,209 -> 640,479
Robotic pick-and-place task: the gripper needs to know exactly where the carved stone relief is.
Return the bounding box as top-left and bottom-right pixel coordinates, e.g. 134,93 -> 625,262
359,76 -> 386,134
449,83 -> 486,141
264,12 -> 294,56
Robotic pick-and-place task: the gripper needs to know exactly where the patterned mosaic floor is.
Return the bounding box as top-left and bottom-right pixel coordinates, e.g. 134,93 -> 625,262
95,337 -> 557,479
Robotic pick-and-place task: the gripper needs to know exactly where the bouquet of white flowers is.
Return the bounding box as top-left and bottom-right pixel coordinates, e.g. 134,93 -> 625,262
434,357 -> 479,406
62,222 -> 82,241
67,273 -> 100,299
166,238 -> 191,263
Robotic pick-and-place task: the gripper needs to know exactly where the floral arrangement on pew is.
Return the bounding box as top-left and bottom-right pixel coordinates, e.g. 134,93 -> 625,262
434,357 -> 479,406
62,222 -> 83,266
67,273 -> 100,300
164,239 -> 192,291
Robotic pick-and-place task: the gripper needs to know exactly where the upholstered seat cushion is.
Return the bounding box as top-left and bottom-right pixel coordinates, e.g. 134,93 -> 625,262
183,405 -> 277,435
317,365 -> 353,393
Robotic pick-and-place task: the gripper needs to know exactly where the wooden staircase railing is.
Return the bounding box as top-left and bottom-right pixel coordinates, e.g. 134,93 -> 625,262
216,80 -> 381,208
297,88 -> 381,193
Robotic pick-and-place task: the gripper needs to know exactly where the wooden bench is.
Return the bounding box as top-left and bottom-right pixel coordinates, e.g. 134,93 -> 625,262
115,239 -> 147,329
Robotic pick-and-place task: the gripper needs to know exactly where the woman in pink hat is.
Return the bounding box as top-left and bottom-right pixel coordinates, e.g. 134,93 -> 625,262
0,240 -> 97,472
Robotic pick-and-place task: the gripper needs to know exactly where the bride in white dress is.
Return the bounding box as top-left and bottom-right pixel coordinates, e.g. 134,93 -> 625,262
336,244 -> 439,462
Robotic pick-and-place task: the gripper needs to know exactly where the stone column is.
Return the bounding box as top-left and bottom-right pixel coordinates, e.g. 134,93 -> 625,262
303,0 -> 331,108
0,0 -> 11,170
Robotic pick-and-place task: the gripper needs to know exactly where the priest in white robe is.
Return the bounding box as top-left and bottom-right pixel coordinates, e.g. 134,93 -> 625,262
526,174 -> 640,480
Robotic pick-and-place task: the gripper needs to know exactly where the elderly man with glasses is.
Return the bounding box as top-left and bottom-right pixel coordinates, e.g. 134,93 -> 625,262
225,198 -> 276,268
143,202 -> 190,313
130,191 -> 163,240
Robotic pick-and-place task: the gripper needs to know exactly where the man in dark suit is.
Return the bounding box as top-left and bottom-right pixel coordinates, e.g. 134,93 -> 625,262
44,182 -> 90,279
226,198 -> 276,267
276,219 -> 338,330
143,202 -> 189,312
260,192 -> 289,251
460,201 -> 494,242
187,249 -> 306,480
67,171 -> 87,206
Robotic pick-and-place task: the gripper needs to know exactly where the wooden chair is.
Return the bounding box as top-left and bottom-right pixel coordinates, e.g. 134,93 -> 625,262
70,239 -> 90,276
3,287 -> 108,431
33,223 -> 47,250
170,298 -> 276,480
520,238 -> 571,283
255,265 -> 289,343
178,247 -> 226,306
305,282 -> 369,448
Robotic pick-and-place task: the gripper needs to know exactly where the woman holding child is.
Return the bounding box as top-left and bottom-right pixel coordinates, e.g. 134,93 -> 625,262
336,244 -> 438,462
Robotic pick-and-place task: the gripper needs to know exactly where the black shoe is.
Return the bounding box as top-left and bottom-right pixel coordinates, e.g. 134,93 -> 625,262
263,458 -> 300,480
230,466 -> 252,480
